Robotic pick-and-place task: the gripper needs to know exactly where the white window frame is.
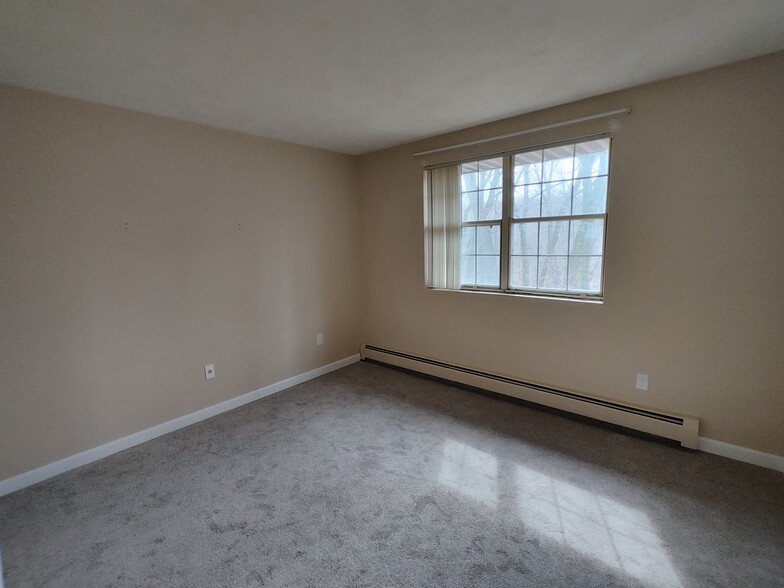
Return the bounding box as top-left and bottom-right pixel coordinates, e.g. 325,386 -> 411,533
425,134 -> 612,302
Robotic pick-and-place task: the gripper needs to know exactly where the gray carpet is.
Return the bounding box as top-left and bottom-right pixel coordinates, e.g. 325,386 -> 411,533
1,361 -> 783,587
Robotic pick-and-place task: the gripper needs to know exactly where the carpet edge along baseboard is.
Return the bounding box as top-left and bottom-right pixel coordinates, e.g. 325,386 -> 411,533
0,354 -> 361,497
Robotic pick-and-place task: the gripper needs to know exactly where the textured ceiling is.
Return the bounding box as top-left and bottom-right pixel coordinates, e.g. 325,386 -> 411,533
1,1 -> 784,154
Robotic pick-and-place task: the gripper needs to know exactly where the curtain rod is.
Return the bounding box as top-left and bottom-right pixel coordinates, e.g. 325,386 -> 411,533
412,108 -> 631,158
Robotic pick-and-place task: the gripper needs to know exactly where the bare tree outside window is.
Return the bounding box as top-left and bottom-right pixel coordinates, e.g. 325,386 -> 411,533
455,137 -> 610,298
460,158 -> 503,288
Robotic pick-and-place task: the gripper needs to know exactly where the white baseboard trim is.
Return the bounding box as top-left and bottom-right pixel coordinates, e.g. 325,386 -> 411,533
698,437 -> 784,473
0,354 -> 360,498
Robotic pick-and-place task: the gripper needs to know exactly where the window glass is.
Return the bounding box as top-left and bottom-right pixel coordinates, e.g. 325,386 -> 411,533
438,136 -> 610,298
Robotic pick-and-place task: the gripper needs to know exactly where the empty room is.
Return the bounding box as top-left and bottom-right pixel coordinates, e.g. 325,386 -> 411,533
1,1 -> 783,587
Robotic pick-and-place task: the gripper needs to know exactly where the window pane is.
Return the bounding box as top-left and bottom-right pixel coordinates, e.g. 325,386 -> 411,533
572,176 -> 608,215
461,226 -> 476,255
461,255 -> 475,286
574,138 -> 609,178
543,144 -> 575,182
568,256 -> 602,292
539,256 -> 568,290
477,255 -> 500,287
462,191 -> 477,222
449,139 -> 609,297
570,219 -> 604,255
510,256 -> 537,289
461,162 -> 478,191
478,189 -> 503,221
541,180 -> 572,217
513,185 -> 541,218
511,222 -> 538,255
514,151 -> 542,185
478,158 -> 503,189
477,224 -> 500,254
539,221 -> 569,256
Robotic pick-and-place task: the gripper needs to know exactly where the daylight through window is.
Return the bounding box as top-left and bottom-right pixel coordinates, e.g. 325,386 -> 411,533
426,136 -> 611,299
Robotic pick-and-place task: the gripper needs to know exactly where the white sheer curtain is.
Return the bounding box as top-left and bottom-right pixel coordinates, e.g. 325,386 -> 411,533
426,165 -> 461,289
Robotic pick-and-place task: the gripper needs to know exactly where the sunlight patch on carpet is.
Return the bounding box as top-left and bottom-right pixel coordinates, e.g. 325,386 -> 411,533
516,464 -> 682,588
437,439 -> 498,508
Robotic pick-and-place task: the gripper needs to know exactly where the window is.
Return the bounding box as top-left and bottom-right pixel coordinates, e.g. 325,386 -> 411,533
460,157 -> 503,288
426,136 -> 611,300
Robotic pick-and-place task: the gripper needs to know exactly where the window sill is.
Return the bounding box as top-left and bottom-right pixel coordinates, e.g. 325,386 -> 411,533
426,287 -> 604,304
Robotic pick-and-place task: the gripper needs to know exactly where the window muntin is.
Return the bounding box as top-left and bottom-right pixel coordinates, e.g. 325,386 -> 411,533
452,137 -> 610,298
459,158 -> 503,289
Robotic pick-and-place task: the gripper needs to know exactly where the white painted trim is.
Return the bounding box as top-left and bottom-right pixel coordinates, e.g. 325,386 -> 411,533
361,344 -> 784,473
0,354 -> 360,498
698,437 -> 784,473
361,343 -> 700,449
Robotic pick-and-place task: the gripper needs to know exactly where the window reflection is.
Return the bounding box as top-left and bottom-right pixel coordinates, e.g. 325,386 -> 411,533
516,464 -> 682,588
438,439 -> 498,507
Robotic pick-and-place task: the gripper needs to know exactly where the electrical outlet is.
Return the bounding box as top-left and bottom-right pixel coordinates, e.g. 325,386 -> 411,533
635,373 -> 648,391
316,333 -> 324,346
204,364 -> 215,380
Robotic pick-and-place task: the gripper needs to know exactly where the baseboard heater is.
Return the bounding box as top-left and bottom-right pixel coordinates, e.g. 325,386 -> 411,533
360,343 -> 699,449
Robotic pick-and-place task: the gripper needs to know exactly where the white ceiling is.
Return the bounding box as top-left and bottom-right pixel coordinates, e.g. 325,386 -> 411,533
1,1 -> 783,155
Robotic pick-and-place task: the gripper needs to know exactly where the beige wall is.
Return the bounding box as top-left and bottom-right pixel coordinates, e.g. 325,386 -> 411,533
358,52 -> 784,456
2,52 -> 783,482
0,86 -> 361,480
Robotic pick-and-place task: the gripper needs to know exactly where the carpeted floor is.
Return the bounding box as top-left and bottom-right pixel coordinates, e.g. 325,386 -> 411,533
1,361 -> 783,587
